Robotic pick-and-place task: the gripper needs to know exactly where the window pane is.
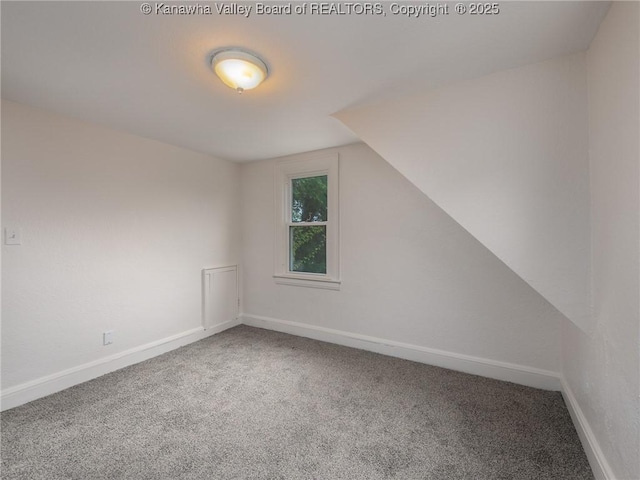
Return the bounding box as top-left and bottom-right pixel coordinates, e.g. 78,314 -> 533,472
290,225 -> 326,274
291,175 -> 327,222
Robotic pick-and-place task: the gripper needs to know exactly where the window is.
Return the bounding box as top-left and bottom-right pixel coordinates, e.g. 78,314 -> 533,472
274,153 -> 340,290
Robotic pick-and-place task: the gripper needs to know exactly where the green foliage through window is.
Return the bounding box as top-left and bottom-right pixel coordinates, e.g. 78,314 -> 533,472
290,175 -> 328,274
290,226 -> 326,273
292,176 -> 327,222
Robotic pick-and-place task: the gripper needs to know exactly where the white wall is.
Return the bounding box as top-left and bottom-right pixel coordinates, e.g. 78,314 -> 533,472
335,53 -> 591,332
241,143 -> 563,374
1,100 -> 241,390
562,3 -> 640,479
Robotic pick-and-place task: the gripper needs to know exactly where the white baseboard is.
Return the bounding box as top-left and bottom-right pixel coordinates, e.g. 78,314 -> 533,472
560,378 -> 615,480
240,313 -> 560,391
3,311 -> 611,479
1,318 -> 240,411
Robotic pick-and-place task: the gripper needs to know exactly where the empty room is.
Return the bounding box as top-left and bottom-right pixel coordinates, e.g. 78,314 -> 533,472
1,1 -> 638,479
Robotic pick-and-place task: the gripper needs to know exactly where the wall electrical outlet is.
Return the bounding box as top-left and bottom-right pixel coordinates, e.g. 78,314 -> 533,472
103,331 -> 114,346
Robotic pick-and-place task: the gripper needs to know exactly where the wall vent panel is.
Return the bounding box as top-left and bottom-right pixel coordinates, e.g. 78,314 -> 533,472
202,266 -> 238,330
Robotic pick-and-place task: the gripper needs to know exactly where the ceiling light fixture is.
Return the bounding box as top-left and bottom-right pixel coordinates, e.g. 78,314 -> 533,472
210,48 -> 269,94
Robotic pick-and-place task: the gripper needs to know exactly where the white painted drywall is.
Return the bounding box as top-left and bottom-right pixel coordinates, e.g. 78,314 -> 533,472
241,143 -> 563,372
562,3 -> 640,479
335,53 -> 592,332
1,100 -> 241,389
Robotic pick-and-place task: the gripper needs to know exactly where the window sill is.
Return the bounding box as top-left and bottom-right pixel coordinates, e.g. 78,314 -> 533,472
273,274 -> 341,291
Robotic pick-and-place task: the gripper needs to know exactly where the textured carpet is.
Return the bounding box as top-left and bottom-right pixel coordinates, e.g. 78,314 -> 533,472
2,325 -> 592,479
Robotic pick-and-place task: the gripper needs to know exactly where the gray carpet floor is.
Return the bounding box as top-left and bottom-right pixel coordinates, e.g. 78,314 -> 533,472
2,325 -> 592,479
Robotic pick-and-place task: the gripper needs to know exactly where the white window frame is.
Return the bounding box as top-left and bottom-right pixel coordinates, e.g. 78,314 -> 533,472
274,153 -> 340,290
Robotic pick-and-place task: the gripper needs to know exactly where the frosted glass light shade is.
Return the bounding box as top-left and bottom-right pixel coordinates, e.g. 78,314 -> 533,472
211,50 -> 268,93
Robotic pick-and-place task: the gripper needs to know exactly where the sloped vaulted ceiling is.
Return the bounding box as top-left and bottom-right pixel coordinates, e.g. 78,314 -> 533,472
1,1 -> 609,161
335,53 -> 593,331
